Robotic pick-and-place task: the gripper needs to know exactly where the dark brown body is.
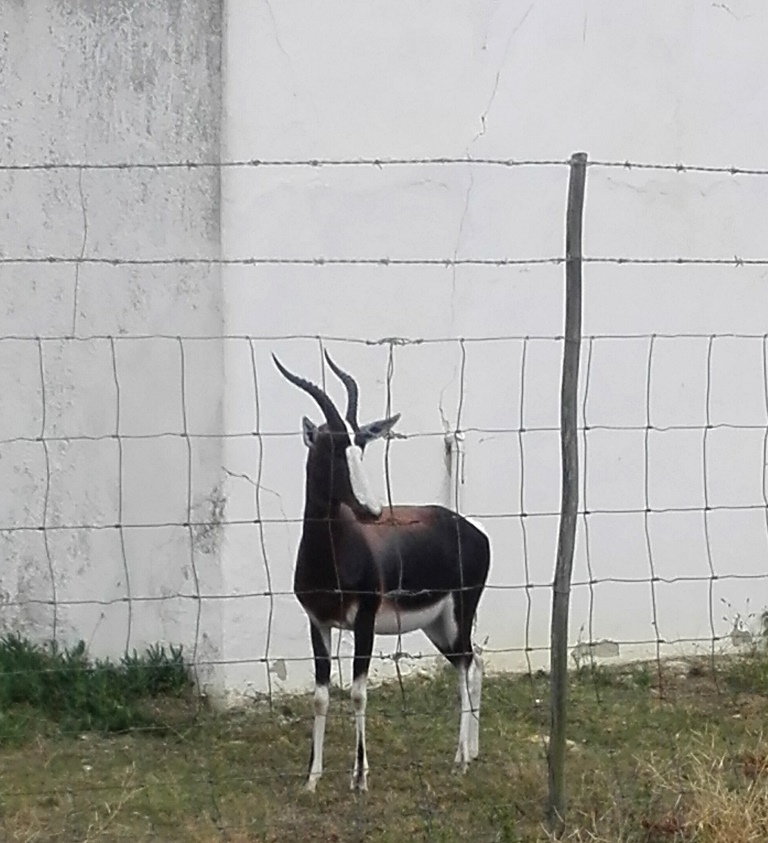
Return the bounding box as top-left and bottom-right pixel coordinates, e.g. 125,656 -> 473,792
295,502 -> 489,664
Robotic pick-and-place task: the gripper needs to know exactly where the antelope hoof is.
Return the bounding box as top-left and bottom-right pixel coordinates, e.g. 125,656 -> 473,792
453,752 -> 470,774
305,776 -> 319,793
350,771 -> 369,792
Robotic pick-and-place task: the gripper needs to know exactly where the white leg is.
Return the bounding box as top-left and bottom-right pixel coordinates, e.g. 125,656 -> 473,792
350,674 -> 369,791
306,683 -> 330,792
468,654 -> 483,760
454,663 -> 471,772
306,623 -> 332,793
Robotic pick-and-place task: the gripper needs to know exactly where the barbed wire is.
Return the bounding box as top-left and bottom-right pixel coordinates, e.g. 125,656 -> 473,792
1,155 -> 768,177
2,254 -> 768,266
1,331 -> 765,343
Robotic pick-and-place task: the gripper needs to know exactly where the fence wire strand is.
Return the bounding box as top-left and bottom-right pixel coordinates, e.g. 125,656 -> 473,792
3,154 -> 768,177
249,336 -> 275,705
643,335 -> 664,688
763,336 -> 768,555
109,336 -> 132,653
35,337 -> 58,643
4,254 -> 768,267
518,338 -> 534,676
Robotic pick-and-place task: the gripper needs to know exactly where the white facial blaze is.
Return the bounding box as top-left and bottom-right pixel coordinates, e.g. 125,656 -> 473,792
346,444 -> 382,516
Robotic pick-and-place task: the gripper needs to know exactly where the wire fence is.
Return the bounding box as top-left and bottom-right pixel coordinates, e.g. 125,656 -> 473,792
2,151 -> 768,840
3,155 -> 768,174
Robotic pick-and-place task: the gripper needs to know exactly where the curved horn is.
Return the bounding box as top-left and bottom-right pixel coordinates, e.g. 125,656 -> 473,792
323,351 -> 360,431
272,355 -> 346,432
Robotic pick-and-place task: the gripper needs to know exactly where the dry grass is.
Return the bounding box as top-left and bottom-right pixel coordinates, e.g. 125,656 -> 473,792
2,656 -> 768,842
630,740 -> 768,843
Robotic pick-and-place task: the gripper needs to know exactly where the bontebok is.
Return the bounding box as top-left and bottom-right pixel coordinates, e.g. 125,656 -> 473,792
274,352 -> 491,792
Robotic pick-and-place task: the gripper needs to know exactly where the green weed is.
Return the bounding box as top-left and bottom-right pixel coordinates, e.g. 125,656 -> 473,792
0,634 -> 191,742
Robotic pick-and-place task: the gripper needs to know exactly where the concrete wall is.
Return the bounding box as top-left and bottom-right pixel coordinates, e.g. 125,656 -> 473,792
221,0 -> 768,694
0,0 -> 225,689
3,0 -> 768,700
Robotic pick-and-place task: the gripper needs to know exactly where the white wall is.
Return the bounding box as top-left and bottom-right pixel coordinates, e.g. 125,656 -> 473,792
221,0 -> 768,694
3,0 -> 768,700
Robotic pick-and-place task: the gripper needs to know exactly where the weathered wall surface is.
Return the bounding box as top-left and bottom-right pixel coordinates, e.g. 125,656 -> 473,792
0,1 -> 224,688
221,0 -> 768,694
4,0 -> 768,700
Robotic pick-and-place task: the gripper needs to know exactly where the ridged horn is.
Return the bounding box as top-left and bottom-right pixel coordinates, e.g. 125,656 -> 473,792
272,355 -> 347,433
323,351 -> 359,431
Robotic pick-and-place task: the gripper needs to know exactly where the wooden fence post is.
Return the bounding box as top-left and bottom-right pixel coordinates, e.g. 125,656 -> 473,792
547,151 -> 588,835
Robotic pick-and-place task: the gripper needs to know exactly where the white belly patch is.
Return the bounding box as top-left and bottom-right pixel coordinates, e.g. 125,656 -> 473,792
343,594 -> 456,637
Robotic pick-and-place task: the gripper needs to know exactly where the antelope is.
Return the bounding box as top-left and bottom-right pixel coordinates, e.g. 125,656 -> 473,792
273,352 -> 490,792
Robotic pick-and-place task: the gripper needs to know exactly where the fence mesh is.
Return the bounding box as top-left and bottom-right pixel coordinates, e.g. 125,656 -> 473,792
2,153 -> 768,841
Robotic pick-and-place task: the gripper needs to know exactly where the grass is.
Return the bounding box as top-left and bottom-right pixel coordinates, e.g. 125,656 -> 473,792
2,641 -> 768,841
0,634 -> 191,742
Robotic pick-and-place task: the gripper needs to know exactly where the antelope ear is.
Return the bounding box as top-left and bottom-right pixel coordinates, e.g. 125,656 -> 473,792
302,416 -> 318,448
355,413 -> 401,448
